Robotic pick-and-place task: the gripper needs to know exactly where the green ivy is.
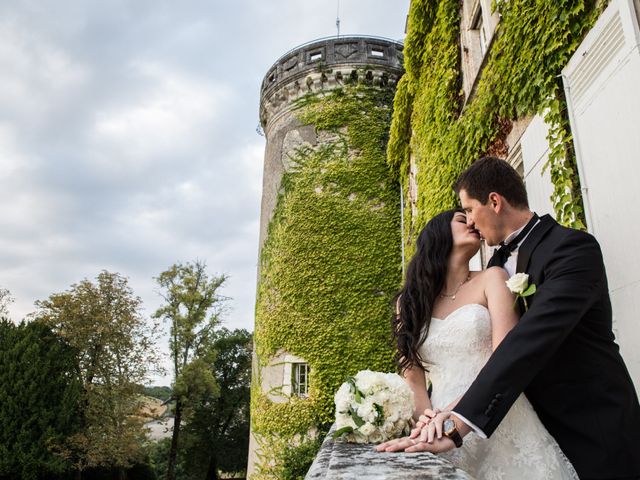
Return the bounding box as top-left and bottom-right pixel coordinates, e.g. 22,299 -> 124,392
252,84 -> 402,478
390,0 -> 606,248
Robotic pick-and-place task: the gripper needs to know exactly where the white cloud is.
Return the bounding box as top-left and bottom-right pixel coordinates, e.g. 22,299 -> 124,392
91,61 -> 233,166
0,124 -> 28,179
0,21 -> 88,123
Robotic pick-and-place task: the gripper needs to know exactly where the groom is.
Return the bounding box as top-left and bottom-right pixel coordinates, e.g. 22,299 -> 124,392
379,157 -> 640,479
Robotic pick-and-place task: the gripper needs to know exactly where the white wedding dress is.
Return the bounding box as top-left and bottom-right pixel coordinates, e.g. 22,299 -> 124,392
419,303 -> 578,480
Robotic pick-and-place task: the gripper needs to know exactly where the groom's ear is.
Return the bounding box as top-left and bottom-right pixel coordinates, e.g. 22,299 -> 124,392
488,192 -> 503,213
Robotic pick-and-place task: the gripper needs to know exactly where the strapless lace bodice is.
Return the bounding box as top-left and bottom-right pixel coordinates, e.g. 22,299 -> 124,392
422,304 -> 492,401
417,303 -> 578,480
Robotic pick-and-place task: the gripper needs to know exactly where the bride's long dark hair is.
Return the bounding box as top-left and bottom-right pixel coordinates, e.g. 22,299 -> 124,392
393,208 -> 463,373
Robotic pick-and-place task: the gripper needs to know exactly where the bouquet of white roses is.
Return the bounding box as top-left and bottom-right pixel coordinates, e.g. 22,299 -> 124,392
332,370 -> 414,444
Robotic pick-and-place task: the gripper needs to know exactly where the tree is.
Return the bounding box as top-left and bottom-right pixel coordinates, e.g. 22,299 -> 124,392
0,319 -> 82,480
153,261 -> 227,480
0,287 -> 13,317
33,271 -> 159,479
181,328 -> 252,480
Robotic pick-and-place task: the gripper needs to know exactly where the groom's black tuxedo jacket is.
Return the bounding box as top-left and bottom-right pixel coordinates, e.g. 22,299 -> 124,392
455,214 -> 640,479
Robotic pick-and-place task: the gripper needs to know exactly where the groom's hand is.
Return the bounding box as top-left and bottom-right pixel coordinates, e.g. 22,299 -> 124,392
409,407 -> 441,439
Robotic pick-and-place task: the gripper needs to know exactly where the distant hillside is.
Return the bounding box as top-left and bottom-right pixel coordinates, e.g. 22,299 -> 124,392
142,385 -> 172,402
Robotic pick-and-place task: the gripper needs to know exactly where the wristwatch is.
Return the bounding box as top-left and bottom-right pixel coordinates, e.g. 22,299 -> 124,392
443,418 -> 463,448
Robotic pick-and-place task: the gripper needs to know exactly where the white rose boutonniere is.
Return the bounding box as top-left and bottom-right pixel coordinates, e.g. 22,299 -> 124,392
505,273 -> 536,311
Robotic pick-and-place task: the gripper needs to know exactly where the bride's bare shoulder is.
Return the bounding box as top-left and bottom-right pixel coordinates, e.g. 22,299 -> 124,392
474,267 -> 509,286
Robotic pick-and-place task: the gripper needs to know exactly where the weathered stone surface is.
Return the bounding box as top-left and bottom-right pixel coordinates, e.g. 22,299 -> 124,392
306,428 -> 475,480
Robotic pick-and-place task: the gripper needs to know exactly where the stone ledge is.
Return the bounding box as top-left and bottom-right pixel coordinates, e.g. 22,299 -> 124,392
306,427 -> 474,480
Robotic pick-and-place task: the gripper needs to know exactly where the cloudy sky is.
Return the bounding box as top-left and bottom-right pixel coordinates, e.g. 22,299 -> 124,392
0,0 -> 409,382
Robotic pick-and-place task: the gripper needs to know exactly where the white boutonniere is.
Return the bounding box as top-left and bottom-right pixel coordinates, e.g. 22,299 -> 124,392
505,273 -> 536,311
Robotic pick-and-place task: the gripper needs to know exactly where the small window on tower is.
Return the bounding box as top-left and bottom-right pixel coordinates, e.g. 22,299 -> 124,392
309,51 -> 323,62
292,362 -> 310,397
471,6 -> 488,56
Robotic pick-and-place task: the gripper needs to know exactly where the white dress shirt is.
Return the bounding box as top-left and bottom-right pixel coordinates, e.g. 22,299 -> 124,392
499,217 -> 540,277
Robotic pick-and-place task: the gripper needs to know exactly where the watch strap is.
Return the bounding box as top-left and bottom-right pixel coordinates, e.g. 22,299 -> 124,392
444,420 -> 463,448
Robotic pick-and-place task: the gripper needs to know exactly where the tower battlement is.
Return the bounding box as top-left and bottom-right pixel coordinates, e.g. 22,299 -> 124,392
259,35 -> 404,132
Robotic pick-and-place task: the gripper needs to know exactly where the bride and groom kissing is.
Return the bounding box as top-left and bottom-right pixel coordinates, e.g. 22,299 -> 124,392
376,157 -> 640,479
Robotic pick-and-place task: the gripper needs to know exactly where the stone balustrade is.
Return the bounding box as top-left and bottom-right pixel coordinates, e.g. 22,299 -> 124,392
305,427 -> 474,480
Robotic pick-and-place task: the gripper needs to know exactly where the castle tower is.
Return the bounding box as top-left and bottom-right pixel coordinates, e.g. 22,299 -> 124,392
249,36 -> 404,477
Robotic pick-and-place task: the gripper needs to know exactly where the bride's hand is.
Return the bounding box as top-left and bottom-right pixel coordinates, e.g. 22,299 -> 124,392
418,410 -> 451,443
409,407 -> 441,438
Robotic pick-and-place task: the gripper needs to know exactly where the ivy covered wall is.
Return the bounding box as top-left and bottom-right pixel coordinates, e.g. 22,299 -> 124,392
251,84 -> 402,478
389,0 -> 606,252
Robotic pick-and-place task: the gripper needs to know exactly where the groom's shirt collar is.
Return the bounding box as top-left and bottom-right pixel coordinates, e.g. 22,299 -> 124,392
504,223 -> 527,245
500,213 -> 540,277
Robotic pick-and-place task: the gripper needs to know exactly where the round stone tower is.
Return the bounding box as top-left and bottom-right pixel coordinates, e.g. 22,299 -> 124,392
257,35 -> 404,249
249,35 -> 404,476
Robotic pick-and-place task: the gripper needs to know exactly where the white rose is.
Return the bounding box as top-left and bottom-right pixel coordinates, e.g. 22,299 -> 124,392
357,404 -> 377,424
352,431 -> 368,444
368,430 -> 385,444
335,412 -> 352,429
359,423 -> 376,436
386,408 -> 399,423
505,273 -> 529,294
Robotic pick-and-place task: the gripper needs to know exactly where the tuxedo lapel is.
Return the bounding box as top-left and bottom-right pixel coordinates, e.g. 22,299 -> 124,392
516,214 -> 556,274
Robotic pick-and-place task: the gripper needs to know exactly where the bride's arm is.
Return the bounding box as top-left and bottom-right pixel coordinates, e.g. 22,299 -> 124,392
395,296 -> 432,420
484,267 -> 519,350
402,363 -> 432,420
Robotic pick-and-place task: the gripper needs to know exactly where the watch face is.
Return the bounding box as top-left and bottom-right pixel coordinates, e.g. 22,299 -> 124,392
443,419 -> 455,435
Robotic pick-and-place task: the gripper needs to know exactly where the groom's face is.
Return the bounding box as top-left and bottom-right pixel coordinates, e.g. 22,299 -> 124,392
459,189 -> 501,246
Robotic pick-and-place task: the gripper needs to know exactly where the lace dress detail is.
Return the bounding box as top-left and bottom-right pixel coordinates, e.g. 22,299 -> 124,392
420,304 -> 578,480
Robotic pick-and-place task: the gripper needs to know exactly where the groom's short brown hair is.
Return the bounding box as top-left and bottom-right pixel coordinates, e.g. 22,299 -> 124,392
454,156 -> 529,209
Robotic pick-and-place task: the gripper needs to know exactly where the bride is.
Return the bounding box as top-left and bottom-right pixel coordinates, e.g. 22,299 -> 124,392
376,208 -> 577,480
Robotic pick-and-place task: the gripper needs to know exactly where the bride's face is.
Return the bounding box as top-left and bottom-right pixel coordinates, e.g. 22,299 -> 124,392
451,211 -> 481,252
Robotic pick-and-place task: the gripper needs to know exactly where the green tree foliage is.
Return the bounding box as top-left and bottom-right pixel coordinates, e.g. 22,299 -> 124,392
33,271 -> 159,477
0,319 -> 81,480
278,436 -> 324,480
180,328 -> 252,480
153,261 -> 227,480
148,439 -> 184,480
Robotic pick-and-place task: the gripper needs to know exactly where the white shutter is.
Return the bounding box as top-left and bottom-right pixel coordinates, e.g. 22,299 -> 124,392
563,0 -> 640,391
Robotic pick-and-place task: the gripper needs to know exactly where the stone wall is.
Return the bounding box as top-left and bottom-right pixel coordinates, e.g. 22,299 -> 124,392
306,427 -> 473,480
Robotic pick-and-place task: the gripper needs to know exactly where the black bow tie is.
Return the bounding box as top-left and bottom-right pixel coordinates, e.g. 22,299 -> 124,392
487,214 -> 539,268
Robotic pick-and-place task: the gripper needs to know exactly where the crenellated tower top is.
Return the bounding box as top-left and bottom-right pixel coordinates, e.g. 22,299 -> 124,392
259,35 -> 404,133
